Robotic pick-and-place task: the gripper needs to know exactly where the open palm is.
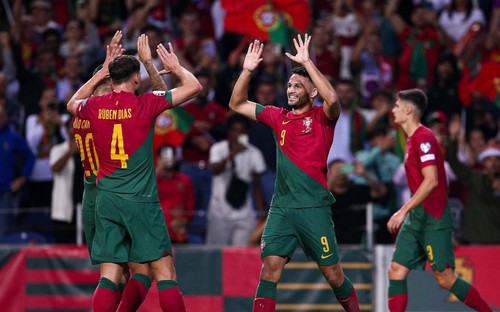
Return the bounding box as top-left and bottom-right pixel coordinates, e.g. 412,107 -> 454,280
285,33 -> 311,64
243,40 -> 264,71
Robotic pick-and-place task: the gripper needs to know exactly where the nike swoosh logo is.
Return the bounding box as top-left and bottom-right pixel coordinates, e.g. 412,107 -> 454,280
321,253 -> 333,259
282,120 -> 291,125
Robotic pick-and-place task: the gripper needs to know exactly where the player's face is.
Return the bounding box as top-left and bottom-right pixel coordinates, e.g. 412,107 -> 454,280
392,99 -> 408,125
287,74 -> 314,109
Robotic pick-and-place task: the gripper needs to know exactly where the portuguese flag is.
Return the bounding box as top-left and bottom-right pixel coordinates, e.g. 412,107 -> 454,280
153,106 -> 193,154
221,0 -> 310,46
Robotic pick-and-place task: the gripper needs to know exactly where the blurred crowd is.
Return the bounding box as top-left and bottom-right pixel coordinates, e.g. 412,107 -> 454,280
0,0 -> 499,246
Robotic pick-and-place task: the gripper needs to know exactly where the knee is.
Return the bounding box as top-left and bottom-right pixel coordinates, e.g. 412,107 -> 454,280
322,265 -> 343,288
388,263 -> 407,280
434,274 -> 455,290
260,260 -> 285,282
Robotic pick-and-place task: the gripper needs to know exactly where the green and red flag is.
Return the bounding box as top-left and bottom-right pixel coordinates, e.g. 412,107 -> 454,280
153,106 -> 193,154
221,0 -> 310,46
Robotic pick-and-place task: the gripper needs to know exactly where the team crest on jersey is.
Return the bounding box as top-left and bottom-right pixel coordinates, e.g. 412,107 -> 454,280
420,142 -> 431,153
302,117 -> 312,133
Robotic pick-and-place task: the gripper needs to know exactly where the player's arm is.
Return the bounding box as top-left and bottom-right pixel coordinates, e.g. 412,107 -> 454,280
387,165 -> 438,233
156,42 -> 202,106
137,34 -> 167,91
229,40 -> 264,121
67,39 -> 124,115
286,34 -> 340,120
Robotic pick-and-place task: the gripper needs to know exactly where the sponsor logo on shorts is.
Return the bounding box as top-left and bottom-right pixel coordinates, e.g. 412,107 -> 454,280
260,238 -> 266,251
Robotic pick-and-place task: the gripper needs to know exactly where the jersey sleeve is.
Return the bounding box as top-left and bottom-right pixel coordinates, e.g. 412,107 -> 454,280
76,97 -> 96,120
142,91 -> 173,117
414,132 -> 439,169
255,104 -> 280,130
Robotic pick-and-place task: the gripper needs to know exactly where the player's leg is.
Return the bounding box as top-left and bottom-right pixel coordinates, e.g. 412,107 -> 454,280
254,207 -> 297,312
426,230 -> 493,312
388,226 -> 425,312
387,261 -> 411,312
93,262 -> 123,312
254,255 -> 287,312
116,262 -> 152,312
150,255 -> 186,312
295,206 -> 359,312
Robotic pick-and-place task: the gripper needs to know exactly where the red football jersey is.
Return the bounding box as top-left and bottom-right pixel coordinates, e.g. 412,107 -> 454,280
404,125 -> 448,219
72,116 -> 98,180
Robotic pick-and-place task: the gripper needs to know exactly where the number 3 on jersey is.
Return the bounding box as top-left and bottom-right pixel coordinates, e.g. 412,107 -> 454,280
111,124 -> 129,168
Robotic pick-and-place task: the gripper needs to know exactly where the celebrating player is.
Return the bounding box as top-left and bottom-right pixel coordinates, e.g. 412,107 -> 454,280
67,34 -> 202,312
387,89 -> 492,312
229,34 -> 360,312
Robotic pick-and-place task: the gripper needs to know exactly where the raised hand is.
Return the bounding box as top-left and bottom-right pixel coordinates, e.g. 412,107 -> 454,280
110,30 -> 123,48
285,33 -> 312,64
102,41 -> 124,75
242,39 -> 263,72
157,42 -> 180,74
137,34 -> 152,64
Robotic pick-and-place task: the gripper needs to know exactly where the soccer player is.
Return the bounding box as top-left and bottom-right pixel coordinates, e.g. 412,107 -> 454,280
387,89 -> 492,312
67,35 -> 202,312
74,32 -> 170,311
229,34 -> 360,312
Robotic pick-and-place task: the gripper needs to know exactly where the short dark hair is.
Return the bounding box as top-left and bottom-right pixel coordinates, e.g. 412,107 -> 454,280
292,66 -> 312,83
141,24 -> 162,37
368,125 -> 388,141
92,64 -> 111,85
109,55 -> 140,84
396,88 -> 428,116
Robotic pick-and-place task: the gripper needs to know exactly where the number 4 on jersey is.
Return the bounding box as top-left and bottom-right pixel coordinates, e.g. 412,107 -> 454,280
110,124 -> 129,168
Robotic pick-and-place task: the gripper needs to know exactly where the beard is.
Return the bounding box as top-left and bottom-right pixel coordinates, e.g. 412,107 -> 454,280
288,94 -> 309,109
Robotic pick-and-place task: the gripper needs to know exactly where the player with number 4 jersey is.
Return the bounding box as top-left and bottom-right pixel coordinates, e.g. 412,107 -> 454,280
68,34 -> 202,312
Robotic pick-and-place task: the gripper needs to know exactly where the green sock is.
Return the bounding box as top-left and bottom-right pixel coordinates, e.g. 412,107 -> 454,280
255,279 -> 277,299
132,273 -> 152,289
98,277 -> 118,291
450,277 -> 471,302
118,282 -> 126,292
157,280 -> 179,291
333,276 -> 354,299
388,279 -> 407,296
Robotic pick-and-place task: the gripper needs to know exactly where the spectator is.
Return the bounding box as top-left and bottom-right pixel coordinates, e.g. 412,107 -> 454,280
354,126 -> 401,243
206,115 -> 266,246
14,48 -> 59,117
0,105 -> 35,237
386,0 -> 441,90
156,145 -> 195,244
351,27 -> 393,105
181,69 -> 227,243
425,52 -> 462,120
447,116 -> 500,244
49,119 -> 82,244
327,79 -> 367,164
173,8 -> 203,70
326,0 -> 362,79
24,88 -> 69,213
362,89 -> 394,132
311,23 -> 340,83
0,72 -> 21,132
328,159 -> 387,244
59,19 -> 100,74
56,55 -> 83,104
438,0 -> 486,49
458,127 -> 487,169
28,0 -> 61,41
249,79 -> 280,209
121,1 -> 158,52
